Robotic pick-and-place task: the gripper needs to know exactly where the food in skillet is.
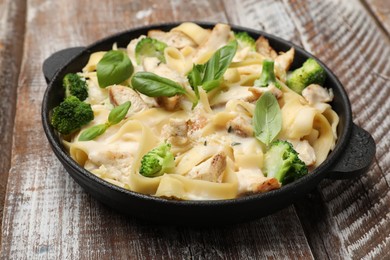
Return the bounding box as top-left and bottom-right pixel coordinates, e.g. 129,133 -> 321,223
51,23 -> 338,200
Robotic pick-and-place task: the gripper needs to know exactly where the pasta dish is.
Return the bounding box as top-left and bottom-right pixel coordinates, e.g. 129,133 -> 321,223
51,23 -> 338,200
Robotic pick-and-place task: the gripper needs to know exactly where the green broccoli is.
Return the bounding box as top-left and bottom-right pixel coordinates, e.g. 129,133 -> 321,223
139,143 -> 175,177
263,140 -> 308,185
63,73 -> 88,101
254,60 -> 281,89
51,96 -> 94,135
234,31 -> 256,51
286,58 -> 326,94
135,37 -> 168,64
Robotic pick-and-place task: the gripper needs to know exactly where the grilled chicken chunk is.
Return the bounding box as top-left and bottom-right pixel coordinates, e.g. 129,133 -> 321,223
255,36 -> 277,59
289,139 -> 317,166
143,57 -> 186,83
109,85 -> 148,116
193,23 -> 231,63
302,84 -> 334,105
236,169 -> 281,195
275,48 -> 295,72
161,118 -> 189,146
227,115 -> 253,137
247,84 -> 283,102
186,152 -> 227,182
156,95 -> 181,111
148,30 -> 197,49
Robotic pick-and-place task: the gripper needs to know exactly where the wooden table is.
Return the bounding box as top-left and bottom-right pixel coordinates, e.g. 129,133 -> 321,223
1,0 -> 389,258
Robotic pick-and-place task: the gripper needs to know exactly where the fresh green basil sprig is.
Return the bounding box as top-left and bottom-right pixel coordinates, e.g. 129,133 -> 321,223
131,72 -> 186,97
187,40 -> 238,93
78,101 -> 131,141
97,50 -> 134,88
252,91 -> 282,146
131,72 -> 199,108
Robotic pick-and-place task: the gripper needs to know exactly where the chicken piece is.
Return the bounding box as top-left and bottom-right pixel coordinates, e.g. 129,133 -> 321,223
109,85 -> 148,116
142,57 -> 160,72
87,146 -> 133,180
148,30 -> 197,49
275,48 -> 295,72
255,36 -> 277,59
187,111 -> 208,133
156,95 -> 181,111
210,86 -> 254,107
143,57 -> 186,111
143,57 -> 187,84
193,23 -> 231,63
247,85 -> 283,102
186,152 -> 227,182
227,115 -> 253,137
236,168 -> 281,195
161,118 -> 189,146
289,139 -> 317,166
302,84 -> 334,105
138,93 -> 159,108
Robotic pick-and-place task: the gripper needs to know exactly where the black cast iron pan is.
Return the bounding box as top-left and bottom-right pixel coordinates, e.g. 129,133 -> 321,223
41,22 -> 376,225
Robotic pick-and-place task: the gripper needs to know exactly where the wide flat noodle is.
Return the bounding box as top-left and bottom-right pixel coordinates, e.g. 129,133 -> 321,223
172,22 -> 210,45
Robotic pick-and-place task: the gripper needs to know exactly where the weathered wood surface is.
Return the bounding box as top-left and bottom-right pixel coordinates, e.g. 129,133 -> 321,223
364,0 -> 390,37
1,0 -> 389,259
0,0 -> 26,235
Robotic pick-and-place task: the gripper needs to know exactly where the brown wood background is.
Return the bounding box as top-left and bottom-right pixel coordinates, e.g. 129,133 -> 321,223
0,0 -> 389,259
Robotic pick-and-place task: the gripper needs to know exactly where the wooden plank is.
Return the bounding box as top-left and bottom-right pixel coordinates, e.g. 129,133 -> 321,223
0,0 -> 26,235
1,0 -> 314,259
225,0 -> 390,258
363,0 -> 390,37
222,0 -> 303,45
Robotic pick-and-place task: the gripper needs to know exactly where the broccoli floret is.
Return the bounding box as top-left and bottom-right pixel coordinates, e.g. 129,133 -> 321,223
135,37 -> 168,64
139,143 -> 175,177
234,31 -> 256,51
286,58 -> 326,94
254,60 -> 281,89
51,96 -> 94,135
63,73 -> 88,101
263,140 -> 308,185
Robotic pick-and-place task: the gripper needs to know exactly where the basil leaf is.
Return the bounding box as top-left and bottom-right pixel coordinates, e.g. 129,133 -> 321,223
202,79 -> 221,92
131,72 -> 186,97
208,40 -> 238,80
202,52 -> 219,83
187,64 -> 203,89
252,92 -> 282,146
97,50 -> 134,88
187,40 -> 238,92
108,101 -> 131,125
79,124 -> 108,141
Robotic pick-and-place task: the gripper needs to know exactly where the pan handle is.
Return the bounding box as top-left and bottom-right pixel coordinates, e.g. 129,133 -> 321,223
327,123 -> 376,179
42,47 -> 86,83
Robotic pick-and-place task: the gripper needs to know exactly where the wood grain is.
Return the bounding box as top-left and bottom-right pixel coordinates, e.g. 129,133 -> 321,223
364,0 -> 390,37
0,0 -> 26,236
1,0 -> 315,259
